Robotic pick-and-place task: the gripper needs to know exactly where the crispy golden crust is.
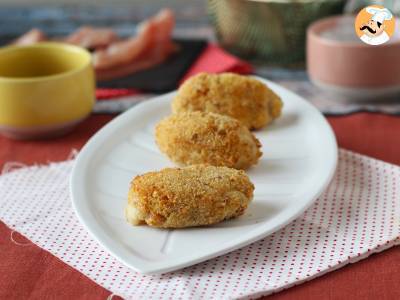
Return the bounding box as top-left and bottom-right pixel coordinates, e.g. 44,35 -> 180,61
126,164 -> 254,228
155,112 -> 262,169
172,72 -> 283,130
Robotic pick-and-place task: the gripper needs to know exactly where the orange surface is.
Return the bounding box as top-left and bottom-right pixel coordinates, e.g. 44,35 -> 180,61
0,113 -> 399,299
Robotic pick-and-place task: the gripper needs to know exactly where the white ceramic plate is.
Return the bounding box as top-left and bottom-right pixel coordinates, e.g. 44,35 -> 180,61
70,77 -> 337,274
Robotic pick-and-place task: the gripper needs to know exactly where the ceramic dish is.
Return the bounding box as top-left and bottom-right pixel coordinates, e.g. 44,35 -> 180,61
0,42 -> 95,139
307,15 -> 400,101
70,77 -> 337,274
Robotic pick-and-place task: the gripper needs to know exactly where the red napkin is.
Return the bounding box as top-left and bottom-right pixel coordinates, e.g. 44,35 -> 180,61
181,44 -> 253,81
96,44 -> 253,100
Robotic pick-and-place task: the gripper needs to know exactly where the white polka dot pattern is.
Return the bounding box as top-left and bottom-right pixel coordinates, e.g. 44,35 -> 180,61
0,149 -> 399,299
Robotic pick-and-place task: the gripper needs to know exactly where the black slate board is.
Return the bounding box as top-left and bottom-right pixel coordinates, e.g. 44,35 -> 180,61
97,39 -> 207,92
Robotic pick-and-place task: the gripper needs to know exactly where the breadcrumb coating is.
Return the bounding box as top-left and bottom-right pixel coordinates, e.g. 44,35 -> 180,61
172,72 -> 283,130
155,112 -> 262,169
126,164 -> 254,228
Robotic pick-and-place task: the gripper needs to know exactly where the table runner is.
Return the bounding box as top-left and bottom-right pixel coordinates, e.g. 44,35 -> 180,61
0,149 -> 399,299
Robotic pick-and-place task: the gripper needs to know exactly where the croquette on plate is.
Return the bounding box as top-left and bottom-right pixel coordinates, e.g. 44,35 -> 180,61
155,111 -> 262,169
172,72 -> 283,130
125,164 -> 254,228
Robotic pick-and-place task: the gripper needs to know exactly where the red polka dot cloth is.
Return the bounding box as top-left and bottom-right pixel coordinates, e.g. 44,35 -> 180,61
0,149 -> 399,299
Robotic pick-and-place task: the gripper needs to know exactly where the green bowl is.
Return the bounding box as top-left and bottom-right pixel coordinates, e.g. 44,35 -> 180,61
208,0 -> 345,65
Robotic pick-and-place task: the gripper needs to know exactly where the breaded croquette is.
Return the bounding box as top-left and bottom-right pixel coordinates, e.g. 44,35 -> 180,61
125,165 -> 254,228
172,72 -> 283,130
155,112 -> 262,169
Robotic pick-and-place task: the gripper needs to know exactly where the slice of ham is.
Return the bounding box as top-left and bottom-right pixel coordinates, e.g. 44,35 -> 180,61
96,42 -> 177,81
150,9 -> 175,58
10,8 -> 177,81
13,29 -> 47,45
92,20 -> 157,70
65,26 -> 118,49
93,8 -> 176,78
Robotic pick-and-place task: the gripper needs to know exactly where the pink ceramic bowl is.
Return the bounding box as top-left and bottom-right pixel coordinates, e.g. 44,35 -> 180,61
307,15 -> 400,100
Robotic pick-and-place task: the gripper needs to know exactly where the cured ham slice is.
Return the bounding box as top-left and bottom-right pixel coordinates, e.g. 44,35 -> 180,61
13,29 -> 47,46
65,26 -> 118,49
96,42 -> 177,80
92,20 -> 157,70
93,8 -> 176,79
10,9 -> 177,80
150,9 -> 175,58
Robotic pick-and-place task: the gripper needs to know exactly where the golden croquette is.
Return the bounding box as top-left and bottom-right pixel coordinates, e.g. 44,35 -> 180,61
172,72 -> 283,130
155,111 -> 262,169
125,164 -> 254,228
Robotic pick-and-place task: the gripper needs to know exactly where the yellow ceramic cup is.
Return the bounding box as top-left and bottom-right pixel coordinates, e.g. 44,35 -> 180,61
0,42 -> 95,139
